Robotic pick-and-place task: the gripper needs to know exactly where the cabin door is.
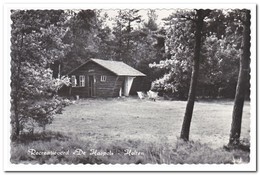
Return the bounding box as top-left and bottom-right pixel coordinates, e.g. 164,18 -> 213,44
88,75 -> 95,97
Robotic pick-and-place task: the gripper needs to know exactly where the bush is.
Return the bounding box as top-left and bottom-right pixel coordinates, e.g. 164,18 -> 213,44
11,62 -> 72,138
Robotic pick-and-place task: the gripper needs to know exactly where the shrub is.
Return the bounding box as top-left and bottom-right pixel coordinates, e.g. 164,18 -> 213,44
10,64 -> 72,139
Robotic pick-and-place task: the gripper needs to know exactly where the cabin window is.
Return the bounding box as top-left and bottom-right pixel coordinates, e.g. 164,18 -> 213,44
79,75 -> 85,87
100,75 -> 107,82
71,75 -> 77,87
71,75 -> 85,87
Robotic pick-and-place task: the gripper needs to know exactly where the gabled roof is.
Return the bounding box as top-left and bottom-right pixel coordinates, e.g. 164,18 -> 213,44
67,58 -> 146,77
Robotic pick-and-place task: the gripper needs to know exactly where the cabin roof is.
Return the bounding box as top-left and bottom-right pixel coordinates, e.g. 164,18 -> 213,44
67,58 -> 146,77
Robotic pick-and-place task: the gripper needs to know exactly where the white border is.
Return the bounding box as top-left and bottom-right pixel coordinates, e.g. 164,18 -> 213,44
3,3 -> 257,172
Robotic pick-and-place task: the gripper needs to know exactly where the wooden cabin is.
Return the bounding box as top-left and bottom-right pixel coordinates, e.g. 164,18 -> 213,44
66,58 -> 146,98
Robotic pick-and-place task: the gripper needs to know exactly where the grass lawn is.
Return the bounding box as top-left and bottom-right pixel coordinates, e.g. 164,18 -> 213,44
47,97 -> 250,149
11,97 -> 251,164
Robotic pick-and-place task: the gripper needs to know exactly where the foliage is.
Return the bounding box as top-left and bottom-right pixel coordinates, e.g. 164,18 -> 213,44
61,10 -> 98,74
11,9 -> 245,100
149,10 -> 195,99
112,10 -> 167,91
198,35 -> 240,98
15,64 -> 71,132
11,10 -> 71,138
150,9 -> 243,99
111,10 -> 142,65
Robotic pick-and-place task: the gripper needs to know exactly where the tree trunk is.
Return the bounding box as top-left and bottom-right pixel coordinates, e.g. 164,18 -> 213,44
180,10 -> 204,141
13,33 -> 24,138
228,10 -> 250,146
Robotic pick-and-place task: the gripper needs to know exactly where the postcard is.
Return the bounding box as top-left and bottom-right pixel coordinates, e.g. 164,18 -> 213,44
3,3 -> 256,172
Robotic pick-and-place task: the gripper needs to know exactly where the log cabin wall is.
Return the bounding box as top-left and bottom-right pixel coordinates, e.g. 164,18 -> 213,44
112,76 -> 125,97
69,62 -> 120,98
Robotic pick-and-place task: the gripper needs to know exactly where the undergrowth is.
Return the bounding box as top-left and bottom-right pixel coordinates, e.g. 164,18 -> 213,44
10,132 -> 250,164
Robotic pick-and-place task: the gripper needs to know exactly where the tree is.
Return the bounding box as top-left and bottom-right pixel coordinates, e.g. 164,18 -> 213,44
11,10 -> 71,139
143,9 -> 158,31
150,9 -> 244,100
132,11 -> 166,92
196,10 -> 243,99
149,10 -> 196,99
198,34 -> 241,98
95,11 -> 114,60
61,10 -> 98,74
112,10 -> 142,65
148,9 -> 248,142
149,10 -> 209,140
180,9 -> 211,141
228,9 -> 251,147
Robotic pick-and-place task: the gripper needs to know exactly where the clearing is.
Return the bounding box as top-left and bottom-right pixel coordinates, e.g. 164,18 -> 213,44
47,97 -> 250,149
11,97 -> 251,164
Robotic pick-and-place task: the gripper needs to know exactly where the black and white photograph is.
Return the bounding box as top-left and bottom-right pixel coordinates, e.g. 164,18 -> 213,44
3,3 -> 256,172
